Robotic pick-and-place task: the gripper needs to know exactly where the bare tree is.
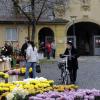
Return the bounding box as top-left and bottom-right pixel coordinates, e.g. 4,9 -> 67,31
11,0 -> 67,40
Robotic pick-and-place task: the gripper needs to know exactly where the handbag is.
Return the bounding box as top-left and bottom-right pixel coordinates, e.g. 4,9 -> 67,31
36,64 -> 41,73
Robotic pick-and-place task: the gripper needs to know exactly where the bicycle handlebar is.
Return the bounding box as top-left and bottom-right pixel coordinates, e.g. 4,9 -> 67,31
60,54 -> 75,58
60,54 -> 71,58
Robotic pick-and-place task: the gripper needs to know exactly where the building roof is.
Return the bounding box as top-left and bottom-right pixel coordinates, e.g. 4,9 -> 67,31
0,0 -> 68,24
0,16 -> 68,24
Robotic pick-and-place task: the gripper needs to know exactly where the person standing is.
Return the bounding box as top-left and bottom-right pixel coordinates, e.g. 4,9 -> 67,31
21,37 -> 29,58
20,37 -> 29,67
1,43 -> 13,56
25,41 -> 38,79
51,40 -> 56,59
64,41 -> 79,84
39,42 -> 45,58
45,42 -> 52,59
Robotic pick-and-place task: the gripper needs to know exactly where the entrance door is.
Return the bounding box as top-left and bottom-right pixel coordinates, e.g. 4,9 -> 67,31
67,36 -> 76,48
45,36 -> 54,43
94,36 -> 100,55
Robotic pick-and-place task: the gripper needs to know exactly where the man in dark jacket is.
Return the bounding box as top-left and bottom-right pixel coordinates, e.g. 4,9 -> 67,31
64,41 -> 79,84
21,37 -> 29,58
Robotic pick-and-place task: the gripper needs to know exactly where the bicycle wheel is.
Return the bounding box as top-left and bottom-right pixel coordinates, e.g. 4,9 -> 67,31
63,73 -> 70,85
62,72 -> 66,84
60,71 -> 64,84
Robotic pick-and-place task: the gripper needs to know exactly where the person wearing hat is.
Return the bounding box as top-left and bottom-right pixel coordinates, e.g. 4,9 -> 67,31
64,41 -> 79,84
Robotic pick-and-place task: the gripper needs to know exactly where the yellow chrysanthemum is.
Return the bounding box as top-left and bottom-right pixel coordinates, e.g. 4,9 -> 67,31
4,74 -> 9,79
29,68 -> 32,72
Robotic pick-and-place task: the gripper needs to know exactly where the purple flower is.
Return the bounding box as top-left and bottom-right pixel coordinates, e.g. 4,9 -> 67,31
36,94 -> 46,99
88,95 -> 95,100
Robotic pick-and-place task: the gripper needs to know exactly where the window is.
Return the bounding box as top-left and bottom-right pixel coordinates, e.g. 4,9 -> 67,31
5,28 -> 18,41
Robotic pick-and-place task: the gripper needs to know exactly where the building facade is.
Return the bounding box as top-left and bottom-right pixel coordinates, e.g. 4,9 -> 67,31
0,0 -> 68,57
63,0 -> 100,56
0,0 -> 100,56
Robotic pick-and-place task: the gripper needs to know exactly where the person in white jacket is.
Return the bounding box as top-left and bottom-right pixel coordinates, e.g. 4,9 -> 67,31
25,41 -> 38,79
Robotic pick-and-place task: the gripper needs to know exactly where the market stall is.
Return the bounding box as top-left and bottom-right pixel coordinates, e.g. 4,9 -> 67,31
0,56 -> 11,72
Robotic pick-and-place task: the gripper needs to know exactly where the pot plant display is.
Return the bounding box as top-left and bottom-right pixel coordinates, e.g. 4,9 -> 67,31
0,77 -> 99,100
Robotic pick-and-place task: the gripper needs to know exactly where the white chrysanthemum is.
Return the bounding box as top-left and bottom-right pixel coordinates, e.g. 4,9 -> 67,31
12,87 -> 29,99
3,57 -> 7,61
23,78 -> 34,83
9,58 -> 12,61
35,77 -> 47,81
0,59 -> 2,61
6,93 -> 14,100
23,77 -> 47,83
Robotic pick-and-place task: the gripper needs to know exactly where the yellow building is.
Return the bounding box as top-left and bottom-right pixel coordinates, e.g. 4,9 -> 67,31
1,0 -> 100,56
58,0 -> 100,56
0,17 -> 68,57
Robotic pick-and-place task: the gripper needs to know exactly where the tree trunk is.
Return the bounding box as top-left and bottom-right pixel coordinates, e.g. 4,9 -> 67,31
31,0 -> 36,41
31,20 -> 36,41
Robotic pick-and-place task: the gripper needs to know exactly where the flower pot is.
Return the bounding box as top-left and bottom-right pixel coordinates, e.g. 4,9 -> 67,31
95,96 -> 100,100
4,61 -> 11,71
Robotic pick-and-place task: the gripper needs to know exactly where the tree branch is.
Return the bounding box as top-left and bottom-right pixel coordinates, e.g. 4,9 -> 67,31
36,0 -> 47,23
12,0 -> 32,23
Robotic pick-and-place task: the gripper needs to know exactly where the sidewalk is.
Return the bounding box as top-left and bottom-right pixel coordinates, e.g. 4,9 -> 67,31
38,56 -> 100,89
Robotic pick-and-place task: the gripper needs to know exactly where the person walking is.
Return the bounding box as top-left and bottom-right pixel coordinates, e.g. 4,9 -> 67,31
25,41 -> 38,79
64,41 -> 79,84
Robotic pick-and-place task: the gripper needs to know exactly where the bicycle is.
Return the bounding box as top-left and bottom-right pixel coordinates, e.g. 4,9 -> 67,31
58,54 -> 71,84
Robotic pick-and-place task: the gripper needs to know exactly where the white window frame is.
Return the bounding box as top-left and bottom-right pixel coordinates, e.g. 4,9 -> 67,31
5,28 -> 18,42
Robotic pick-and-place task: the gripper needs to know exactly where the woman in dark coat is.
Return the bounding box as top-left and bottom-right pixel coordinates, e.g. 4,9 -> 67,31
64,41 -> 79,84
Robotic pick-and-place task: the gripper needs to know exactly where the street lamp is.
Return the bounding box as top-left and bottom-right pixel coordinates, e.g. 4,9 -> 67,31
70,16 -> 77,47
70,16 -> 77,36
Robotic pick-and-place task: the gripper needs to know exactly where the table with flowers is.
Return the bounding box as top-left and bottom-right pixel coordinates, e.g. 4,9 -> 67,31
0,59 -> 99,100
0,56 -> 11,72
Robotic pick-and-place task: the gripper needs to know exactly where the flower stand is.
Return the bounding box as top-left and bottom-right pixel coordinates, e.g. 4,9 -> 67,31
0,78 -> 5,82
0,78 -> 8,83
0,62 -> 5,72
18,75 -> 24,81
8,75 -> 18,82
4,61 -> 11,71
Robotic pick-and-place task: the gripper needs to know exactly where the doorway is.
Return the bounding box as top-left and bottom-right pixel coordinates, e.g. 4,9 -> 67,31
67,22 -> 100,55
38,27 -> 54,57
38,27 -> 54,45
